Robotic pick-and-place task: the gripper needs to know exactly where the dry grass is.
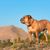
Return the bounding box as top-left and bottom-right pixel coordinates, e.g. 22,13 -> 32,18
0,34 -> 50,50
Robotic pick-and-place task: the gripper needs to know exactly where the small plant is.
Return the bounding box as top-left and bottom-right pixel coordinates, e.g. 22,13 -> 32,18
7,39 -> 13,46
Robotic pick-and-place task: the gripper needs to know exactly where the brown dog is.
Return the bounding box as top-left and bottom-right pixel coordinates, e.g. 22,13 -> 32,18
20,15 -> 50,44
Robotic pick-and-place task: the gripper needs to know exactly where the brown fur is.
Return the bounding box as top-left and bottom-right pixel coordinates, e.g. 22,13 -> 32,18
20,15 -> 50,43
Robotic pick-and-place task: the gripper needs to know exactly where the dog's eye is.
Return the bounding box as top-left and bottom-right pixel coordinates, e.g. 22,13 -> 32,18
23,17 -> 25,19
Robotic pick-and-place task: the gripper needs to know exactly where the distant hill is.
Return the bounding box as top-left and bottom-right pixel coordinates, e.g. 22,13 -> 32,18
0,25 -> 28,40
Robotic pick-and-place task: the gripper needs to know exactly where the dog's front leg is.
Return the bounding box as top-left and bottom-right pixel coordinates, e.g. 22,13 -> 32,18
35,32 -> 39,44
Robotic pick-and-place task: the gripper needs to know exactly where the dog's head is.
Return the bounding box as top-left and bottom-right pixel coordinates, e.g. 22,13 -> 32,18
20,15 -> 32,26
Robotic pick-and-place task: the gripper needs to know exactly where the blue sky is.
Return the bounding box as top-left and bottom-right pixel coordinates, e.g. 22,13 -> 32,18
0,0 -> 50,32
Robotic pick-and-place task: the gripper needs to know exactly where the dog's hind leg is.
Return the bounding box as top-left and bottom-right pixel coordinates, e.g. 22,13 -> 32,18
43,30 -> 48,43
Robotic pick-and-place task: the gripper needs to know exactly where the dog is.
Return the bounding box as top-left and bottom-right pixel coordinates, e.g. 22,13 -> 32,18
20,15 -> 50,44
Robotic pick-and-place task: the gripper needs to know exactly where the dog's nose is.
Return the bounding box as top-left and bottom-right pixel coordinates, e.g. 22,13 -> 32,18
20,18 -> 23,21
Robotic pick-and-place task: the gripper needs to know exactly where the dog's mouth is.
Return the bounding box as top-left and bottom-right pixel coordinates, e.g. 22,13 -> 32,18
25,22 -> 30,26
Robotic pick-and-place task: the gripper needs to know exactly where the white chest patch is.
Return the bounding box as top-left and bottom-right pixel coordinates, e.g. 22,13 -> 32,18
28,26 -> 36,32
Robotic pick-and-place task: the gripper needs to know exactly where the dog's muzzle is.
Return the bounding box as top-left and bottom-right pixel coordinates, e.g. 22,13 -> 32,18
20,18 -> 25,24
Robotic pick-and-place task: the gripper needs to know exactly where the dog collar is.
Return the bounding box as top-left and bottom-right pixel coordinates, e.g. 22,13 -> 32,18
27,25 -> 31,27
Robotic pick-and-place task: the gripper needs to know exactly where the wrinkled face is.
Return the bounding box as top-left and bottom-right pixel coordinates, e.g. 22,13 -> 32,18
20,15 -> 32,25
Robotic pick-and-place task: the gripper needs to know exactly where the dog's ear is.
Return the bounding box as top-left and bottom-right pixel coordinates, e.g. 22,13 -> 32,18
29,15 -> 32,19
26,15 -> 32,19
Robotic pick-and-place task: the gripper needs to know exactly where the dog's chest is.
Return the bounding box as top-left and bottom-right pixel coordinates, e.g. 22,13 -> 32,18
28,26 -> 37,32
28,21 -> 39,32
